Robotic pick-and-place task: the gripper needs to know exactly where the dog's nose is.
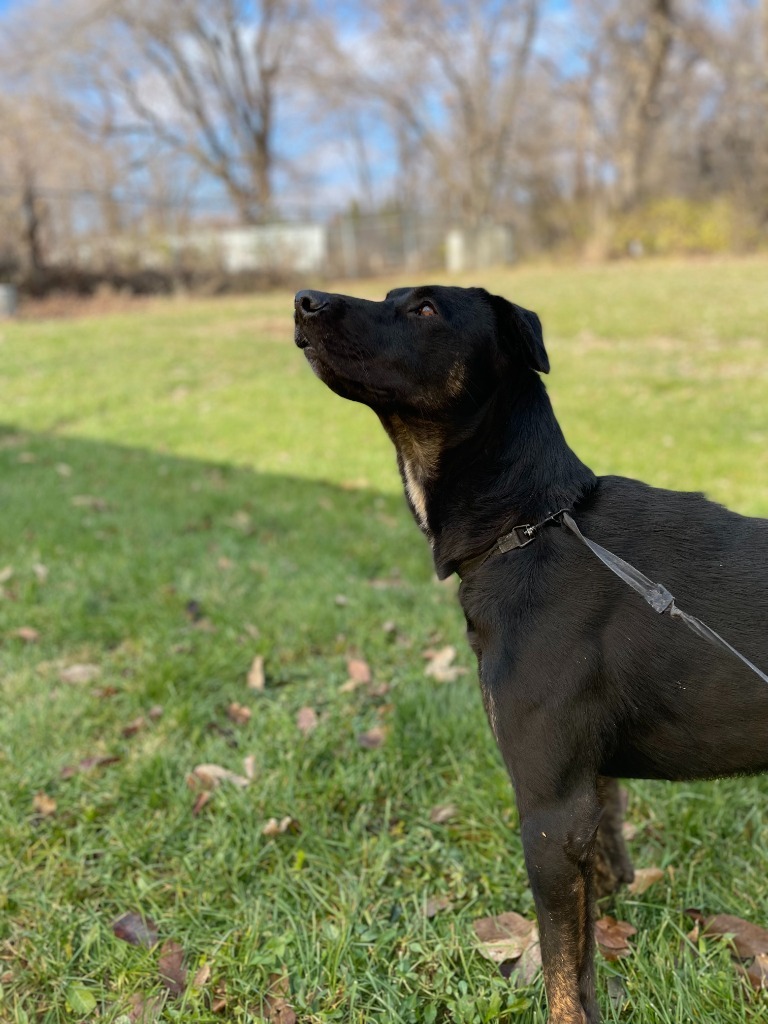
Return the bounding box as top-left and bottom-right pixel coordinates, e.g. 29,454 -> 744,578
294,290 -> 331,318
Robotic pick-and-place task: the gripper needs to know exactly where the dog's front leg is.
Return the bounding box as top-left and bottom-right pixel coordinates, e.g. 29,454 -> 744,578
518,782 -> 601,1023
517,779 -> 602,1023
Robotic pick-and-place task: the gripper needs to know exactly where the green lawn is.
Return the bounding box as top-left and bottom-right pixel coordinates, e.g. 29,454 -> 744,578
1,259 -> 767,1023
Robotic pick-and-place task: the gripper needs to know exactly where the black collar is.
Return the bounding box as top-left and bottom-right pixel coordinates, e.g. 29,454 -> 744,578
456,508 -> 570,579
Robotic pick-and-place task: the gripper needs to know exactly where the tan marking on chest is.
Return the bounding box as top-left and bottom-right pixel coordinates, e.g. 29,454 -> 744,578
389,415 -> 442,535
403,458 -> 429,532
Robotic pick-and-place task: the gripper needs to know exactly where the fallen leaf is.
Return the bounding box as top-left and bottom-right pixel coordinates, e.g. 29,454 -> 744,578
264,972 -> 297,1024
424,645 -> 467,682
60,663 -> 101,684
703,914 -> 768,957
122,716 -> 146,738
744,953 -> 768,991
192,791 -> 213,815
158,939 -> 187,996
425,895 -> 453,918
621,822 -> 639,841
474,911 -> 542,984
71,494 -> 108,511
192,963 -> 212,988
0,566 -> 13,583
296,706 -> 318,736
357,726 -> 387,749
247,654 -> 265,691
346,657 -> 371,684
334,594 -> 348,606
227,702 -> 252,725
33,562 -> 49,582
190,764 -> 250,790
429,803 -> 458,824
382,620 -> 397,634
61,755 -> 121,779
211,982 -> 228,1013
32,791 -> 56,816
112,911 -> 159,948
148,705 -> 164,721
128,992 -> 165,1022
243,754 -> 257,780
12,626 -> 39,642
594,916 -> 636,960
627,866 -> 665,896
474,911 -> 539,964
262,816 -> 299,837
93,685 -> 119,699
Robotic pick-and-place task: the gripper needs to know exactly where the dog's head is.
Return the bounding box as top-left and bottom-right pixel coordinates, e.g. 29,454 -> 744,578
294,285 -> 549,419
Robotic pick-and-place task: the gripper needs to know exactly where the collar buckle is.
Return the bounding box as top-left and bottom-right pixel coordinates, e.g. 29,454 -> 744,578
497,524 -> 536,553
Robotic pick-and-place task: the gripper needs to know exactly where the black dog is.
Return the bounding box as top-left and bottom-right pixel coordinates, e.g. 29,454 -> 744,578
294,285 -> 768,1023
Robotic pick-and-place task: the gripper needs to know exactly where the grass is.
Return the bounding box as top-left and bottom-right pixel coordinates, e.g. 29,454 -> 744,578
0,257 -> 767,1023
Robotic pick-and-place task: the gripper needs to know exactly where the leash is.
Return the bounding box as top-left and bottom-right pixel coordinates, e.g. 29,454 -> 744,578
457,509 -> 768,686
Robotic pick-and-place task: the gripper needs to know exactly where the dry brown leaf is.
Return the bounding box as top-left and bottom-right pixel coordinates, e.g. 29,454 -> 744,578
128,993 -> 165,1023
429,803 -> 458,825
594,916 -> 636,960
473,911 -> 542,984
32,791 -> 56,816
424,645 -> 467,682
474,911 -> 539,963
112,912 -> 159,948
247,654 -> 265,691
744,953 -> 768,991
703,914 -> 768,958
93,685 -> 120,699
211,982 -> 228,1013
148,705 -> 164,721
425,895 -> 453,918
192,963 -> 212,989
262,816 -> 299,837
190,764 -> 250,790
192,791 -> 213,816
33,562 -> 49,583
60,663 -> 101,684
264,973 -> 297,1024
346,657 -> 372,684
296,706 -> 318,736
60,755 -> 121,780
621,821 -> 639,841
627,866 -> 665,896
158,939 -> 187,997
122,716 -> 146,738
243,754 -> 257,780
357,726 -> 387,749
12,626 -> 39,643
227,702 -> 252,725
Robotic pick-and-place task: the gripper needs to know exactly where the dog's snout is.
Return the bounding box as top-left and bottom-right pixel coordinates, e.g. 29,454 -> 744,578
295,290 -> 331,318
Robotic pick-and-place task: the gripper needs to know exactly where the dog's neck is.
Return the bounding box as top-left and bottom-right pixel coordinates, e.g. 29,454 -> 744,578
380,373 -> 596,578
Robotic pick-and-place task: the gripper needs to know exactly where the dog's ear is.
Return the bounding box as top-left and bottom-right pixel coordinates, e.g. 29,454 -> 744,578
490,294 -> 550,375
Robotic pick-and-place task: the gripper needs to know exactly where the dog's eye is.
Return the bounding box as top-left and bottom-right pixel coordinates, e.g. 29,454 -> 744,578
415,301 -> 438,317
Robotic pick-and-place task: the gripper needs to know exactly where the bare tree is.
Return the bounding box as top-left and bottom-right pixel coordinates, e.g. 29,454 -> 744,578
321,0 -> 542,225
72,0 -> 306,223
